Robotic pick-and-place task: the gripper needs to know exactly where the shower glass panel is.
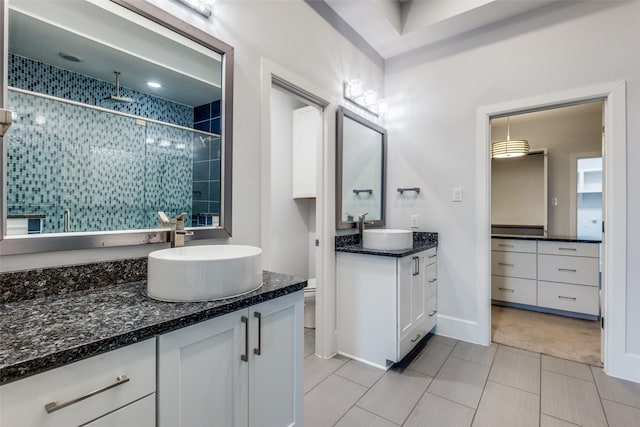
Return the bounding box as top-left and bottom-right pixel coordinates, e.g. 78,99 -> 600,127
6,89 -> 220,233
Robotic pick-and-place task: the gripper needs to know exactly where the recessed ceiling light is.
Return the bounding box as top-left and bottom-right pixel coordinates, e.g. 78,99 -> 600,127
58,52 -> 81,62
147,81 -> 162,88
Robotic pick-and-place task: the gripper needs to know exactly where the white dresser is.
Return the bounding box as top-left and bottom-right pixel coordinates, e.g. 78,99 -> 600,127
492,238 -> 600,318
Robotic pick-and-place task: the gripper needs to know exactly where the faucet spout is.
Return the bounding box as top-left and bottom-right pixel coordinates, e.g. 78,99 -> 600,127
358,212 -> 369,241
169,212 -> 193,248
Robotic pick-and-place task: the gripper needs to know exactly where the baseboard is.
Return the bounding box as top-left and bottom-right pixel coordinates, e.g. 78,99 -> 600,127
435,314 -> 488,346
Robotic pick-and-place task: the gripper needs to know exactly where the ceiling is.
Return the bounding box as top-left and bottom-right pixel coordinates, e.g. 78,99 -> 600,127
323,0 -> 561,58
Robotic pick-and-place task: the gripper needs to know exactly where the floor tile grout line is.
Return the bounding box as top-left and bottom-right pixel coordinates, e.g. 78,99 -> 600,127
600,397 -> 640,411
540,412 -> 584,426
539,354 -> 543,427
468,340 -> 499,426
352,403 -> 402,426
590,365 -> 612,426
303,356 -> 348,396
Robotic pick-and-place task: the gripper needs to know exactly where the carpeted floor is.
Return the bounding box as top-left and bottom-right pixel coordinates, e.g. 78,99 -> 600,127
491,305 -> 602,367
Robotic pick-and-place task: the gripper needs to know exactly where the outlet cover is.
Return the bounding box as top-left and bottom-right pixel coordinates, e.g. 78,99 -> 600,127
410,215 -> 419,228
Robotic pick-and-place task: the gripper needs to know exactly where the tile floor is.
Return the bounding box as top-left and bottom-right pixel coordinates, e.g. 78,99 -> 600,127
303,329 -> 640,427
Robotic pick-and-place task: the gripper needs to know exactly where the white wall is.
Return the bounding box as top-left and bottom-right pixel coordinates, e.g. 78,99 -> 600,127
268,86 -> 313,278
0,0 -> 384,272
385,1 -> 640,357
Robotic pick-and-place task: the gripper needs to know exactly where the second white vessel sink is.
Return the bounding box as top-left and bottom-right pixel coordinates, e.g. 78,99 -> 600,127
362,229 -> 413,251
147,245 -> 263,302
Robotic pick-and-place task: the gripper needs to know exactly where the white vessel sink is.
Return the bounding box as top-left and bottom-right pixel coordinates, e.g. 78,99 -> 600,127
362,229 -> 413,251
147,245 -> 263,302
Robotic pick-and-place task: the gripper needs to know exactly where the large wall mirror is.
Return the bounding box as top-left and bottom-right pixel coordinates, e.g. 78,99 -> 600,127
336,106 -> 386,230
0,0 -> 234,254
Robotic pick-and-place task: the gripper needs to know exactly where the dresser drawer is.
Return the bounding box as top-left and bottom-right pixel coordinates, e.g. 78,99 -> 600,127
425,263 -> 437,299
492,251 -> 536,279
491,276 -> 537,305
491,238 -> 537,253
538,254 -> 599,286
538,281 -> 599,315
0,339 -> 156,427
538,241 -> 599,258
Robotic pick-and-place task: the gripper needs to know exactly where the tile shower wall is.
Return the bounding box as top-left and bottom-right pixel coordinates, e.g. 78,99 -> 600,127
192,101 -> 222,224
7,54 -> 198,232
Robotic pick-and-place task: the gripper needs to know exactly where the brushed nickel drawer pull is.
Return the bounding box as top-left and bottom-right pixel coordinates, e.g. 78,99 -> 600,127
44,374 -> 130,413
558,268 -> 577,272
559,247 -> 577,251
254,311 -> 262,356
498,263 -> 514,267
429,278 -> 437,283
558,295 -> 577,301
428,254 -> 437,259
498,287 -> 515,292
411,334 -> 422,343
428,310 -> 438,317
498,244 -> 514,248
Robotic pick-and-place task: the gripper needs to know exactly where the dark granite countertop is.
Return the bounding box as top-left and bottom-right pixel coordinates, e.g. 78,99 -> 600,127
0,271 -> 305,385
335,231 -> 438,257
491,234 -> 601,244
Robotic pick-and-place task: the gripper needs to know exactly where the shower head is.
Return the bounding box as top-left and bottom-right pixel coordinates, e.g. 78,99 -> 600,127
104,71 -> 134,103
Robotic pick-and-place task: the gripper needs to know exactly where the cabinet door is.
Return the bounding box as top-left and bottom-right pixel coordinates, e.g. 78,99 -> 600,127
249,291 -> 304,427
397,255 -> 416,341
158,310 -> 249,427
83,394 -> 155,427
413,253 -> 428,326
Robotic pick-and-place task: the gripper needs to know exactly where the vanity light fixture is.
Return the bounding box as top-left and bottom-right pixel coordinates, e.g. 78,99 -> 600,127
174,0 -> 213,17
491,117 -> 529,158
343,80 -> 386,116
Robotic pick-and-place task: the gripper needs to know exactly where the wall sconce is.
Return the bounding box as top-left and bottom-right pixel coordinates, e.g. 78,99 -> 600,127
343,79 -> 386,116
174,0 -> 214,17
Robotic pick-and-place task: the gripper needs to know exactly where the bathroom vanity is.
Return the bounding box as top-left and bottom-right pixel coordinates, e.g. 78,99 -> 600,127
492,235 -> 601,319
335,233 -> 438,369
0,267 -> 305,427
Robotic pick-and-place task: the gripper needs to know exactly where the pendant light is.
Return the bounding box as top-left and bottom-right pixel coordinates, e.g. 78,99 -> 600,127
491,117 -> 529,158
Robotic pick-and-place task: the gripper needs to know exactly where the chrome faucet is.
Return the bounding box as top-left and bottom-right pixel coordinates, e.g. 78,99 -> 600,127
358,212 -> 374,241
171,213 -> 194,248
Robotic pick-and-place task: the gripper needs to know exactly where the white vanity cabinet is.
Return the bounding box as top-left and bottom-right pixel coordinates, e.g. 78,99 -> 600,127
337,247 -> 438,369
0,339 -> 156,427
157,291 -> 304,427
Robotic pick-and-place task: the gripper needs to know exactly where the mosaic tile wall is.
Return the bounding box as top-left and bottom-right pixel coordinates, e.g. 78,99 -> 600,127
5,54 -> 211,232
193,101 -> 222,223
8,54 -> 193,127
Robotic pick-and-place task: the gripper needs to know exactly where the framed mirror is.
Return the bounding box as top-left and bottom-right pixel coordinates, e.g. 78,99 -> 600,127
0,0 -> 234,254
336,106 -> 386,230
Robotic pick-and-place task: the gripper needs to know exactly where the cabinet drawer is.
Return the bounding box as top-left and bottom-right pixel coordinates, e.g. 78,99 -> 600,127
492,251 -> 536,279
491,276 -> 537,305
538,254 -> 599,286
538,241 -> 599,258
0,339 -> 156,427
399,297 -> 436,361
84,394 -> 155,427
538,281 -> 599,315
425,263 -> 437,299
491,238 -> 537,253
424,247 -> 437,266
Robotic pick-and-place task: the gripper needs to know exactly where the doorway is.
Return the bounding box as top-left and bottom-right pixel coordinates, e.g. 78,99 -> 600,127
489,101 -> 604,366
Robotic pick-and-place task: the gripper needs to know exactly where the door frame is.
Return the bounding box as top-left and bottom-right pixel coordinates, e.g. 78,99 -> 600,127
259,58 -> 337,359
476,81 -> 633,380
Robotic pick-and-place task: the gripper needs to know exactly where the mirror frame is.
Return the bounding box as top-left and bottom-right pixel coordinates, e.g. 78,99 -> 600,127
336,106 -> 386,230
0,0 -> 234,255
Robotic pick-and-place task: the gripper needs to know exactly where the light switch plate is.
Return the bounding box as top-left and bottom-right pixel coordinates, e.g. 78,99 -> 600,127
452,187 -> 463,202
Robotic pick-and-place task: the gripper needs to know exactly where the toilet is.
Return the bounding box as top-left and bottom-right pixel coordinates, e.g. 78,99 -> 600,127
304,278 -> 317,329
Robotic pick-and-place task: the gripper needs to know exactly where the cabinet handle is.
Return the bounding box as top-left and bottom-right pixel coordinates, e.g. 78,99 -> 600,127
428,310 -> 438,317
428,254 -> 437,258
498,287 -> 515,292
498,244 -> 514,248
559,247 -> 577,251
429,278 -> 437,283
558,295 -> 577,301
44,374 -> 130,414
498,263 -> 514,267
558,268 -> 577,272
411,333 -> 422,343
412,256 -> 419,276
254,311 -> 262,356
241,316 -> 249,362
